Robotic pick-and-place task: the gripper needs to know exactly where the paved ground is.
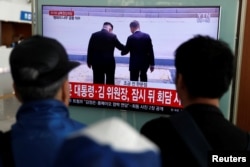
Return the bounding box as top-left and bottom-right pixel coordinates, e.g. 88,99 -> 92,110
69,62 -> 176,88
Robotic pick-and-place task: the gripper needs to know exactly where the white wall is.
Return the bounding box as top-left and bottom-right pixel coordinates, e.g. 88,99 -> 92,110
0,47 -> 11,73
0,0 -> 31,23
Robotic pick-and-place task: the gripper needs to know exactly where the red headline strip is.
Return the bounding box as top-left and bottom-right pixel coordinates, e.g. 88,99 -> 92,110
69,82 -> 182,108
49,10 -> 75,16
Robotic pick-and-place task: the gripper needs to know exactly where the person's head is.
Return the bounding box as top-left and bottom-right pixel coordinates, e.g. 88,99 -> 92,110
129,20 -> 140,33
103,22 -> 113,33
174,35 -> 235,104
9,35 -> 80,106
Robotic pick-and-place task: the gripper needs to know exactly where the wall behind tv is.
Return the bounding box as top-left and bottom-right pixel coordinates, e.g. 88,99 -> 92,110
34,0 -> 239,130
0,0 -> 31,23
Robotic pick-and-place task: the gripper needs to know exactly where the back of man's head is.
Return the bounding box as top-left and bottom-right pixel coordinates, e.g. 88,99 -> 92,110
9,35 -> 80,102
130,20 -> 140,29
103,22 -> 113,32
174,35 -> 235,98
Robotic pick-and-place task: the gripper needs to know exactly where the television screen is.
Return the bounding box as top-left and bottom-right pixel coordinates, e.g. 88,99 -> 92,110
42,6 -> 220,114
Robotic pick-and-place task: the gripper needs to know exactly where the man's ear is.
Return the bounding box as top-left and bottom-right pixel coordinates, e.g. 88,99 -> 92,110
13,83 -> 22,102
61,79 -> 70,106
175,73 -> 185,92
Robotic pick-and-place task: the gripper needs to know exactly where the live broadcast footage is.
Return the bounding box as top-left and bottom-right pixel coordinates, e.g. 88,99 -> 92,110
42,6 -> 220,114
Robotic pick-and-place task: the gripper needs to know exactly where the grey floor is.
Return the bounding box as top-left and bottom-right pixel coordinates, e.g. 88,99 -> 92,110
0,72 -> 20,132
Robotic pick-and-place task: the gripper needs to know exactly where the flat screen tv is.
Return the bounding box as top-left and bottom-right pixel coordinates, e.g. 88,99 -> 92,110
41,5 -> 220,114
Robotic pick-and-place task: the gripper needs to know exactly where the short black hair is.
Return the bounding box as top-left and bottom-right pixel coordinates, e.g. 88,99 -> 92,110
174,35 -> 235,98
130,20 -> 140,28
103,22 -> 113,30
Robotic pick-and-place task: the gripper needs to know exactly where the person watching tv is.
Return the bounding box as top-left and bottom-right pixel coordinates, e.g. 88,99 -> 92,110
8,35 -> 86,167
141,35 -> 250,167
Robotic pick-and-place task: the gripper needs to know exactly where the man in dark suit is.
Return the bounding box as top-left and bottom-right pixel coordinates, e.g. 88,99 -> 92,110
121,20 -> 155,82
87,22 -> 125,85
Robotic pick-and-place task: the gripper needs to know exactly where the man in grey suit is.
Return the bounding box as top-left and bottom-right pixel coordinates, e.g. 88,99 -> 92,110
122,20 -> 155,82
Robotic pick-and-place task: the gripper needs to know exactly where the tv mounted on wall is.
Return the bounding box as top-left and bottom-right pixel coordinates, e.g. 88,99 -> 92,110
41,5 -> 220,114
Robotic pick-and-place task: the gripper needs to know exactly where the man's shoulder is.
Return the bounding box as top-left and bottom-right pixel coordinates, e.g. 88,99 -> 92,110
137,31 -> 150,37
92,30 -> 103,36
130,31 -> 151,40
141,116 -> 172,134
54,117 -> 161,167
141,31 -> 150,35
92,30 -> 107,36
69,119 -> 87,129
94,30 -> 117,38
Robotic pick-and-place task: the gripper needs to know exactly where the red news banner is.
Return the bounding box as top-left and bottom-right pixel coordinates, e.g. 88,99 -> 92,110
49,10 -> 75,16
69,82 -> 182,108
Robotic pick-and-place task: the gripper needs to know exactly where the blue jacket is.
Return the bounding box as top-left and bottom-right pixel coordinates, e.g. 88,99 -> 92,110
11,99 -> 85,167
54,117 -> 161,167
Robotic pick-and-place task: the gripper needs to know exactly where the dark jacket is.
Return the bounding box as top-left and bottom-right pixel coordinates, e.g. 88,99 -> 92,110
87,29 -> 124,69
141,104 -> 249,167
11,99 -> 85,167
122,31 -> 154,71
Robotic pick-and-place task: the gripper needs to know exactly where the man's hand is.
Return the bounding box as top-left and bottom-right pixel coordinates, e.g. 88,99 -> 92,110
150,65 -> 154,72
